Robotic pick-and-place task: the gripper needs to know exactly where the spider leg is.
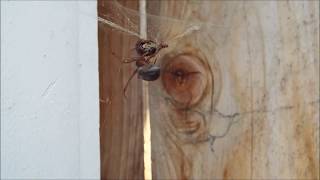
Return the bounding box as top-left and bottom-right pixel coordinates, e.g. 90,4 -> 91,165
123,68 -> 138,98
145,54 -> 156,64
111,51 -> 143,64
129,47 -> 136,51
153,54 -> 160,64
122,57 -> 142,63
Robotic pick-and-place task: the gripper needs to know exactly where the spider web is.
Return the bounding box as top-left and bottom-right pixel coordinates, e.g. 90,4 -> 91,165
98,0 -> 234,47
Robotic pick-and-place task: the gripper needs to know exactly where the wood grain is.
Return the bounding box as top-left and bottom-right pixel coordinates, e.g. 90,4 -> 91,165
148,1 -> 319,179
98,0 -> 144,179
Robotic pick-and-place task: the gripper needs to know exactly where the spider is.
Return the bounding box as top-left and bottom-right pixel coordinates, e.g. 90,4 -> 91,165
122,39 -> 168,96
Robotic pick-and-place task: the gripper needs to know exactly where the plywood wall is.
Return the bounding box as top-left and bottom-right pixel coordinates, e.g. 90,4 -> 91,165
98,1 -> 144,179
148,1 -> 319,179
99,0 -> 319,179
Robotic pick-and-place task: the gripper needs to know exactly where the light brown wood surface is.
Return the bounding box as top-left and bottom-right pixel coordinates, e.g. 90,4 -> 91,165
98,0 -> 319,179
148,1 -> 319,180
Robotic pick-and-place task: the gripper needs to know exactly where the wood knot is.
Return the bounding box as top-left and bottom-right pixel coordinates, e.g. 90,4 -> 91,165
161,53 -> 209,108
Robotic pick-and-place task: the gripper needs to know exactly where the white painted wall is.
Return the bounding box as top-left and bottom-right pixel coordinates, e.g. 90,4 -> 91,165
1,1 -> 100,179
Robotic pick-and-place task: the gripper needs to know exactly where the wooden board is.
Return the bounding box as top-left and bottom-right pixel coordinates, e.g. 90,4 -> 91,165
98,0 -> 144,179
148,1 -> 319,179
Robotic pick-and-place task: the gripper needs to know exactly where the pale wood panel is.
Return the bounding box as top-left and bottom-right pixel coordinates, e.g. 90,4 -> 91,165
98,0 -> 144,179
149,1 -> 319,179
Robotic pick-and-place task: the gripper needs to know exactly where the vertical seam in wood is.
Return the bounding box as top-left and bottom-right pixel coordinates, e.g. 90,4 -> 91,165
140,0 -> 152,179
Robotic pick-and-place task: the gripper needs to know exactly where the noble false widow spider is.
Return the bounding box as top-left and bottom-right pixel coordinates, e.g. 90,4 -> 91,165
122,39 -> 168,96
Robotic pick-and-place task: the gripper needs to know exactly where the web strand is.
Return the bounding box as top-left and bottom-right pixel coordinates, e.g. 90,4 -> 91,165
97,0 -> 231,44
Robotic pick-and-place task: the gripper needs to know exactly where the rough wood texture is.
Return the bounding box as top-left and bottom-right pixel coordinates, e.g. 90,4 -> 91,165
149,1 -> 319,179
98,0 -> 144,179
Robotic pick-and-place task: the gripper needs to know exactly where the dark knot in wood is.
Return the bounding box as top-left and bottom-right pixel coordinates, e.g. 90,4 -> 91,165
161,54 -> 209,109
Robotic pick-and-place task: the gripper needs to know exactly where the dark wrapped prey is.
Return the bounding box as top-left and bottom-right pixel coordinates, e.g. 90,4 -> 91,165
138,64 -> 161,81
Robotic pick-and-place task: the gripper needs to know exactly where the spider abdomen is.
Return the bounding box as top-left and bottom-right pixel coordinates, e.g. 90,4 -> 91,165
138,64 -> 161,81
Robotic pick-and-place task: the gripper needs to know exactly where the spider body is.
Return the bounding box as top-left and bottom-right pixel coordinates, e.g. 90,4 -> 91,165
122,39 -> 168,96
135,39 -> 168,57
135,57 -> 148,67
136,39 -> 157,56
